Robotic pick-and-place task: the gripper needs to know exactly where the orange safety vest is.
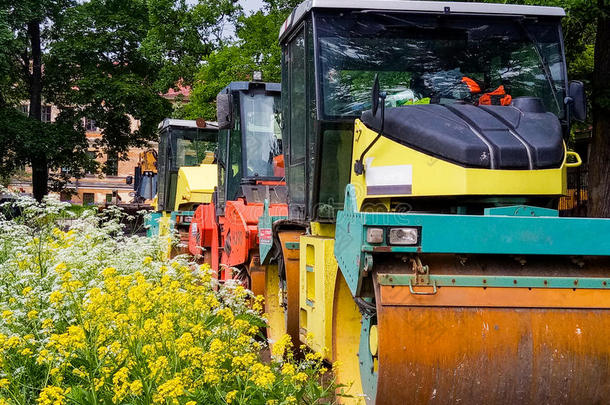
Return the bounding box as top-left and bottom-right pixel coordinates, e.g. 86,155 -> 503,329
478,85 -> 512,106
462,77 -> 512,106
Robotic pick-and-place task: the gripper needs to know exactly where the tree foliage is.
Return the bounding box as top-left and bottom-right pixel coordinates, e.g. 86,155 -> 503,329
0,0 -> 240,198
184,0 -> 299,120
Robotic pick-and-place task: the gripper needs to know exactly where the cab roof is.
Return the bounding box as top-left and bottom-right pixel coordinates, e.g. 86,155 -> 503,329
158,119 -> 218,131
279,0 -> 565,42
217,81 -> 281,97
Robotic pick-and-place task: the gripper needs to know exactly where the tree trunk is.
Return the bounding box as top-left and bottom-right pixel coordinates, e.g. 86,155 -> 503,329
588,2 -> 610,218
27,19 -> 48,201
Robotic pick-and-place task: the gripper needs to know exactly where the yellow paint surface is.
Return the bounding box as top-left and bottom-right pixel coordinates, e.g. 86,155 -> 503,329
174,163 -> 217,211
351,120 -> 568,210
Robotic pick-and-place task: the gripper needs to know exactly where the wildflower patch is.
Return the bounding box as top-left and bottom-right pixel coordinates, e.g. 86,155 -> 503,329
0,193 -> 335,404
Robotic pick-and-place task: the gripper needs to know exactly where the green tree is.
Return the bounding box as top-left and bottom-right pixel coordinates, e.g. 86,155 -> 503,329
586,0 -> 610,217
457,1 -> 608,217
0,0 -> 240,200
184,0 -> 299,120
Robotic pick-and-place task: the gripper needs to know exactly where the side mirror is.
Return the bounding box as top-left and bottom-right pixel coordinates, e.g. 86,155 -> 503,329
568,81 -> 587,122
371,74 -> 380,116
216,92 -> 233,130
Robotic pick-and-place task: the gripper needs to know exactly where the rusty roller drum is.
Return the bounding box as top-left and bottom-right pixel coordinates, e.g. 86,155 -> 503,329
360,254 -> 610,405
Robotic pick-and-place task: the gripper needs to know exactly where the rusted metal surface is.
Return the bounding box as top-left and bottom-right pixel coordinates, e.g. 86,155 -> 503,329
248,255 -> 266,299
373,254 -> 610,404
278,230 -> 304,347
377,303 -> 610,404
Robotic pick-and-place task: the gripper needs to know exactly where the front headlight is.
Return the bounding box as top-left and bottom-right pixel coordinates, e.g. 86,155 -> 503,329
388,227 -> 418,245
366,227 -> 384,244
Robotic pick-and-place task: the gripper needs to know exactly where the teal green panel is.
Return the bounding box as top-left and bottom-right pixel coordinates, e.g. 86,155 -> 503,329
335,185 -> 366,296
359,316 -> 377,405
377,274 -> 610,290
258,199 -> 274,263
146,212 -> 162,237
484,205 -> 559,217
336,184 -> 610,298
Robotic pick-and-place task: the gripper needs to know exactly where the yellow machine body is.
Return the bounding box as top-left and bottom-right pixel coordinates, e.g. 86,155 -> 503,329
173,163 -> 217,211
351,119 -> 567,209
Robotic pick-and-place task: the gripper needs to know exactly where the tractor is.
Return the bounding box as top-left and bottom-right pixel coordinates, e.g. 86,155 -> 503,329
147,118 -> 218,255
188,81 -> 286,295
257,1 -> 610,404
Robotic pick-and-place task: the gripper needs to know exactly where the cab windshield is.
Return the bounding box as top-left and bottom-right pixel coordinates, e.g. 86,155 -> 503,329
172,128 -> 216,170
315,11 -> 567,119
241,92 -> 283,178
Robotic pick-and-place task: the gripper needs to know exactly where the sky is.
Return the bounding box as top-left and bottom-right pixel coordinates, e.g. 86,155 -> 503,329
240,0 -> 265,13
221,0 -> 265,38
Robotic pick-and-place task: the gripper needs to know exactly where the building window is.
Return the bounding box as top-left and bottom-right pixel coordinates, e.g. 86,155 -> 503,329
19,104 -> 29,115
83,193 -> 95,205
106,153 -> 118,176
85,118 -> 97,131
41,105 -> 52,122
86,150 -> 97,174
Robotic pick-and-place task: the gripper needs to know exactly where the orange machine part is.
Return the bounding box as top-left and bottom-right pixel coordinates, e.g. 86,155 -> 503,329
277,230 -> 303,347
220,199 -> 288,271
375,284 -> 610,405
189,203 -> 216,257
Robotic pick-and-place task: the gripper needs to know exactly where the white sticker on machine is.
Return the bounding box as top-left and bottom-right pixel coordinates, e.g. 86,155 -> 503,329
365,158 -> 412,195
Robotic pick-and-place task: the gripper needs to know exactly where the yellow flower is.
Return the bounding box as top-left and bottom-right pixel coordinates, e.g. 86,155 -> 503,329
0,378 -> 9,389
154,377 -> 184,402
130,379 -> 143,396
281,363 -> 296,376
49,291 -> 64,304
249,363 -> 275,388
226,390 -> 238,403
27,310 -> 38,319
1,310 -> 13,320
42,318 -> 54,329
102,267 -> 116,278
22,286 -> 33,295
37,386 -> 69,405
292,372 -> 308,383
271,334 -> 292,358
286,396 -> 297,404
20,347 -> 33,356
143,256 -> 153,265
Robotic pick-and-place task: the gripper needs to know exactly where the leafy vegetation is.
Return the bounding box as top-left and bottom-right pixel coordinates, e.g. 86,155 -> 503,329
182,0 -> 299,120
0,0 -> 241,200
0,192 -> 336,404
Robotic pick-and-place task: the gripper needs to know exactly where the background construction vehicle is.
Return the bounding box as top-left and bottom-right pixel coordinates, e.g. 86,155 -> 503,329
147,119 -> 218,254
188,81 -> 286,294
258,1 -> 610,404
130,148 -> 158,203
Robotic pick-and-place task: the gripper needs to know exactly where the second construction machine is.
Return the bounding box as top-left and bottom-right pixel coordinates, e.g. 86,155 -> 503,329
147,119 -> 218,253
188,81 -> 286,294
257,1 -> 610,404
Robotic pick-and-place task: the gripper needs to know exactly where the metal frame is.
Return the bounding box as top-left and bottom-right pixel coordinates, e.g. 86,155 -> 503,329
336,184 -> 610,296
378,273 -> 610,290
280,0 -> 565,41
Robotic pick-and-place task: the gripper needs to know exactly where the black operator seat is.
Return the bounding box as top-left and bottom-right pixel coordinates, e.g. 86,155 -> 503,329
360,98 -> 564,170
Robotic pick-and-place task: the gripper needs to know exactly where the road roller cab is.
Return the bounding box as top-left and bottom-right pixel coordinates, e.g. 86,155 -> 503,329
188,81 -> 287,291
146,119 -> 218,255
258,1 -> 610,404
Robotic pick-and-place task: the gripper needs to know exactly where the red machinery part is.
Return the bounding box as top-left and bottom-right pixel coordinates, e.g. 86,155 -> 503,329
220,200 -> 288,274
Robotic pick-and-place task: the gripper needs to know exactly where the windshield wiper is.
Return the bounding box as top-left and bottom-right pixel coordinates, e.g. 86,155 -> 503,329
516,18 -> 561,114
